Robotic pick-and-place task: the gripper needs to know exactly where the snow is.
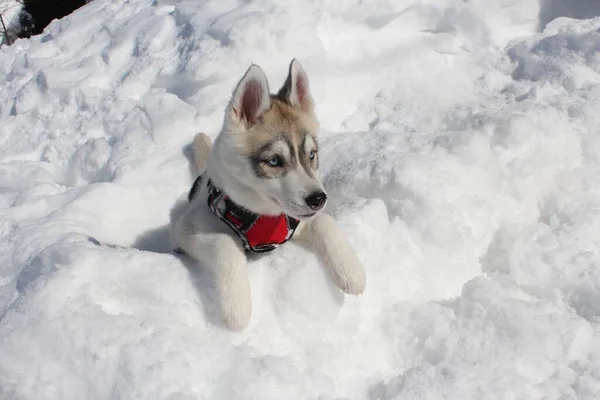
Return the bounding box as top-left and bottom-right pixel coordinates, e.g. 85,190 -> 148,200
2,0 -> 600,398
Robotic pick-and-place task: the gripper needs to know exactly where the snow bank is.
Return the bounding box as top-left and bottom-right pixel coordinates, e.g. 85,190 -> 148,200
1,0 -> 600,399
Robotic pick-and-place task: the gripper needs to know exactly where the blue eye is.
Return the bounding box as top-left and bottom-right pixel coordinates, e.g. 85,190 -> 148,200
267,156 -> 283,167
309,150 -> 316,160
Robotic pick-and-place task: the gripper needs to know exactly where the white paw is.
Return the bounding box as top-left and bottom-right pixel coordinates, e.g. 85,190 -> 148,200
332,256 -> 366,296
217,274 -> 252,331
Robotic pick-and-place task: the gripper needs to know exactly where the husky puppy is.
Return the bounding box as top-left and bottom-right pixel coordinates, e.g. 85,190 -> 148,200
172,59 -> 366,330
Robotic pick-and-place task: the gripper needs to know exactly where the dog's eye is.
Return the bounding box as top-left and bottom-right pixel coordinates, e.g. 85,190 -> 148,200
266,156 -> 283,167
309,150 -> 317,160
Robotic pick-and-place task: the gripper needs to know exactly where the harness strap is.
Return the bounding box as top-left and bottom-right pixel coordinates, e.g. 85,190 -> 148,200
206,179 -> 299,253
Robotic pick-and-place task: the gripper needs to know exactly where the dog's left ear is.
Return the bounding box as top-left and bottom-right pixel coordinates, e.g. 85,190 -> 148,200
277,59 -> 314,113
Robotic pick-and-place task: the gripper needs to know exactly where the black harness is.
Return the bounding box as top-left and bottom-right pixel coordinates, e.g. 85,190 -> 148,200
187,176 -> 300,253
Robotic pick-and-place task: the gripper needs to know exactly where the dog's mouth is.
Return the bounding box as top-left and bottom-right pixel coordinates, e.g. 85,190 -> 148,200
270,197 -> 318,220
297,212 -> 317,219
287,207 -> 321,220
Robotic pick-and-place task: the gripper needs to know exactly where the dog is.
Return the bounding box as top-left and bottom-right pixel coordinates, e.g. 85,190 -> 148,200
171,59 -> 366,331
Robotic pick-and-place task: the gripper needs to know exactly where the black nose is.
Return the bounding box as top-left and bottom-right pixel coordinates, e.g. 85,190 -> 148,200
305,191 -> 327,211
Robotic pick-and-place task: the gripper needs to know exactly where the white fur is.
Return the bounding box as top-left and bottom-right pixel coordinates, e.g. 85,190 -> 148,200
277,168 -> 324,217
172,61 -> 366,331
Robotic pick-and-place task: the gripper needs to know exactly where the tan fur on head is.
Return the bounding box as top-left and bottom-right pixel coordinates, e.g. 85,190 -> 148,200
241,97 -> 320,179
192,132 -> 212,173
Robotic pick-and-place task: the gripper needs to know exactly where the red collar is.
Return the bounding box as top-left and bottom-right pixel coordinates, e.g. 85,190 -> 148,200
205,179 -> 300,253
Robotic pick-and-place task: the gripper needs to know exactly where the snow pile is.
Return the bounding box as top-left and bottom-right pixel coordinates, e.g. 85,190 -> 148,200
2,0 -> 600,398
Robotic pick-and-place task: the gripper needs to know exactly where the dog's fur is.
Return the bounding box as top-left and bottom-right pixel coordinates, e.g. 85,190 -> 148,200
172,60 -> 366,330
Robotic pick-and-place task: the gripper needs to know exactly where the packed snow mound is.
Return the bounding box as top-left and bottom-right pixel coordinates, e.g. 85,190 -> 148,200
1,0 -> 600,399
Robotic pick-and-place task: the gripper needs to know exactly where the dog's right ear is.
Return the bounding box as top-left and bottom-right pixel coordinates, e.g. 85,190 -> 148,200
228,64 -> 271,127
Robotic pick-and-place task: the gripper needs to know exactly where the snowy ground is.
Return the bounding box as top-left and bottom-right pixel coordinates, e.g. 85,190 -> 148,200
2,0 -> 600,398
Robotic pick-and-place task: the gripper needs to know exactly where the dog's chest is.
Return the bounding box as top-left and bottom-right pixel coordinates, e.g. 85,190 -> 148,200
187,175 -> 300,253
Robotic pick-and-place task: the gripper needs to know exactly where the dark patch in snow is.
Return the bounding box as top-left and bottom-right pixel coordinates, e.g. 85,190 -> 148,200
538,0 -> 600,31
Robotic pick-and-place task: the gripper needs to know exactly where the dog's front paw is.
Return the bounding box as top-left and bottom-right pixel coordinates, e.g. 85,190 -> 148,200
217,274 -> 252,331
331,254 -> 366,296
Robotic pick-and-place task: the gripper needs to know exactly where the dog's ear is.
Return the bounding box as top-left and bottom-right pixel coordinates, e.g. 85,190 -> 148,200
229,64 -> 271,127
277,59 -> 314,113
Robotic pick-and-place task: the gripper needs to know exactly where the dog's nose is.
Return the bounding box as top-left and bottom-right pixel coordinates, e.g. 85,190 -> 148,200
305,191 -> 327,211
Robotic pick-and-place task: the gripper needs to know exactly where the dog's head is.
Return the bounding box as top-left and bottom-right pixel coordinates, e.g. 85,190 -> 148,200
215,59 -> 326,220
